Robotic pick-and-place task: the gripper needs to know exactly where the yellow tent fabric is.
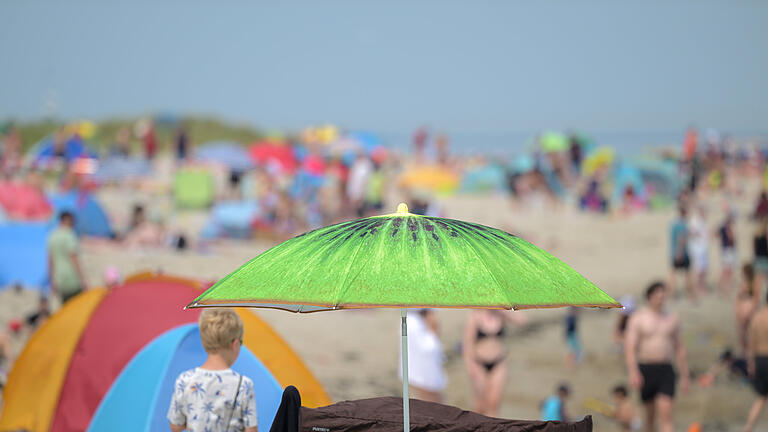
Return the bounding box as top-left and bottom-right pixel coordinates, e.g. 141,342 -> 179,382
238,310 -> 331,407
0,289 -> 107,432
126,271 -> 332,407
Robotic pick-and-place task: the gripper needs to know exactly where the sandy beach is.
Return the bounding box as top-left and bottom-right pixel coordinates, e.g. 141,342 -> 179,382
1,177 -> 759,431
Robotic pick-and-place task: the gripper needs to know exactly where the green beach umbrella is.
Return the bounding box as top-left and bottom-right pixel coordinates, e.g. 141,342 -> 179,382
187,203 -> 620,430
540,132 -> 569,154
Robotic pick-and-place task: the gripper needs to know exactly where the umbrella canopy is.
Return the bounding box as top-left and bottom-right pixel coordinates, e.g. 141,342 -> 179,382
398,166 -> 460,194
0,181 -> 53,221
197,141 -> 254,171
249,140 -> 298,174
188,203 -> 619,310
540,132 -> 569,154
187,203 -> 620,431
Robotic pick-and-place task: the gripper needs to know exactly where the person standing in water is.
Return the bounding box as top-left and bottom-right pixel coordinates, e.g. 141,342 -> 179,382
625,282 -> 690,432
463,309 -> 527,417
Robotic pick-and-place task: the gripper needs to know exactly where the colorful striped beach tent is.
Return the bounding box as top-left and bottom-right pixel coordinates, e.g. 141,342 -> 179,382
88,323 -> 282,431
0,273 -> 330,432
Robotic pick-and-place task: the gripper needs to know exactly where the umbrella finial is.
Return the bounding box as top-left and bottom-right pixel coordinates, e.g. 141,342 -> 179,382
396,202 -> 409,215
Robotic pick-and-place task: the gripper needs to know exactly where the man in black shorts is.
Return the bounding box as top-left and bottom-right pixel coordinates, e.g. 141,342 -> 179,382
746,294 -> 768,431
625,282 -> 690,432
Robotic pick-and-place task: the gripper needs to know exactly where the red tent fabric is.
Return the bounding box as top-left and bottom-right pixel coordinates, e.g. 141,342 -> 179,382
249,140 -> 298,173
49,279 -> 203,432
0,181 -> 53,220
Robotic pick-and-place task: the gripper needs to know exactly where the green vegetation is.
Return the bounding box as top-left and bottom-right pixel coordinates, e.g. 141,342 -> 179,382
5,115 -> 266,153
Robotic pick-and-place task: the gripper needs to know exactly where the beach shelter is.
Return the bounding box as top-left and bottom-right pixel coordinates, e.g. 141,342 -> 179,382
0,273 -> 330,432
187,203 -> 621,431
0,181 -> 53,221
0,222 -> 49,289
94,157 -> 153,183
398,165 -> 460,193
201,200 -> 260,239
197,141 -> 254,172
33,135 -> 97,163
173,167 -> 215,209
49,191 -> 113,238
88,324 -> 282,431
249,140 -> 298,174
460,164 -> 507,193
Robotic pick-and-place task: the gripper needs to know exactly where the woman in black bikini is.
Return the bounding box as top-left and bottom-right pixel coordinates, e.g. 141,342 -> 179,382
463,309 -> 527,416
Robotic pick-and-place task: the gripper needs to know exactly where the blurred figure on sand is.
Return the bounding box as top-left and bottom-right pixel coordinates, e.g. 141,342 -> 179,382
47,211 -> 86,304
737,264 -> 759,357
25,295 -> 51,330
605,385 -> 637,431
540,383 -> 570,422
688,205 -> 710,297
463,309 -> 527,417
717,212 -> 737,296
669,206 -> 693,299
564,307 -> 583,368
745,296 -> 768,432
625,282 -> 690,432
399,309 -> 446,403
168,308 -> 257,432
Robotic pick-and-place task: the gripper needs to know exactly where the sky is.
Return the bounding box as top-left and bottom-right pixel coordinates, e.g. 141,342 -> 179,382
1,1 -> 767,136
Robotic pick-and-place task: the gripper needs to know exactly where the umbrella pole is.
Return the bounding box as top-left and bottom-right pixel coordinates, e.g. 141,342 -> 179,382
401,308 -> 410,432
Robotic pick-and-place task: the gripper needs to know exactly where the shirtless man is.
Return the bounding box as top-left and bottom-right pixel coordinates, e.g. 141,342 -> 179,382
745,296 -> 768,432
625,282 -> 690,432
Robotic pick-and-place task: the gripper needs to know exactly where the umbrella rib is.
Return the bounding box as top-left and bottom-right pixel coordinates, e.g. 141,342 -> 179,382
448,221 -> 511,307
333,222 -> 372,308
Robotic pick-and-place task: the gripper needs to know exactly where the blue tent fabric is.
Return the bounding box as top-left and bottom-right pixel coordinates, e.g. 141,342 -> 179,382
35,136 -> 96,162
89,324 -> 283,432
460,164 -> 507,193
612,163 -> 646,204
94,157 -> 153,182
0,222 -> 49,289
197,141 -> 254,172
202,200 -> 260,239
49,192 -> 113,238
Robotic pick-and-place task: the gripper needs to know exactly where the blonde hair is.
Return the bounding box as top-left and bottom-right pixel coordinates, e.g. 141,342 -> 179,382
198,308 -> 244,354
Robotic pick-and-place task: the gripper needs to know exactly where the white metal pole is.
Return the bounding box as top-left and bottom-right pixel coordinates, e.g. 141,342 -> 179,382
401,308 -> 410,432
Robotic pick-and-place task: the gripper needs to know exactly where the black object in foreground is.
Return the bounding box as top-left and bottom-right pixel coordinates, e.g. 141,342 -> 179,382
271,395 -> 592,432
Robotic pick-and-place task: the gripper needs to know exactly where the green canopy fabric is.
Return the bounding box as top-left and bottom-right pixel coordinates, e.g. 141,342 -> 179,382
540,132 -> 569,154
188,203 -> 619,311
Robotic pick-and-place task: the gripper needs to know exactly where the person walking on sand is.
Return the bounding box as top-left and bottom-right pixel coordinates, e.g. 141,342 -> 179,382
463,309 -> 527,417
168,308 -> 257,432
669,207 -> 694,299
745,296 -> 768,432
625,282 -> 690,432
47,211 -> 87,304
399,309 -> 446,403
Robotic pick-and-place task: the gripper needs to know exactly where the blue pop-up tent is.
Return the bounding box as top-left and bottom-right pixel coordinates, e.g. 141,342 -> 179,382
0,222 -> 50,290
33,136 -> 97,163
49,191 -> 113,238
88,324 -> 283,432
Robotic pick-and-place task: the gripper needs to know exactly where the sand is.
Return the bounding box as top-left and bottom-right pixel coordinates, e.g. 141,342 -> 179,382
0,177 -> 761,431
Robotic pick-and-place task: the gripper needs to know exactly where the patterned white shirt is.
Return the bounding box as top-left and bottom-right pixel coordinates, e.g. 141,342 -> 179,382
168,368 -> 257,432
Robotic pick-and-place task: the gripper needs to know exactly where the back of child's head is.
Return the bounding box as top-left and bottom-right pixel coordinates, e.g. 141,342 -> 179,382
557,383 -> 570,398
199,308 -> 244,354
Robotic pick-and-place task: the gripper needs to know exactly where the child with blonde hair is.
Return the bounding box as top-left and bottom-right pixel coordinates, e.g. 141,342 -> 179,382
168,308 -> 258,432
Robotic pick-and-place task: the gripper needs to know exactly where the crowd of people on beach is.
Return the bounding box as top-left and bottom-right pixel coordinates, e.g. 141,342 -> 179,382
2,120 -> 768,430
